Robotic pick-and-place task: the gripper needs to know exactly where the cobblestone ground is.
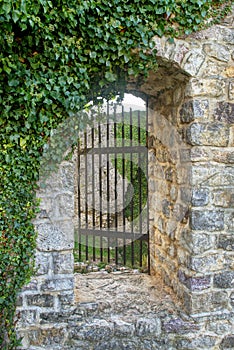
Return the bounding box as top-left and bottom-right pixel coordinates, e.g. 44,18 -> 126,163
62,271 -> 198,350
74,270 -> 182,317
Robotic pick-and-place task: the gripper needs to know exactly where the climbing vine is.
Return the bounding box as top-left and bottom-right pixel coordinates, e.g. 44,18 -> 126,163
0,0 -> 232,348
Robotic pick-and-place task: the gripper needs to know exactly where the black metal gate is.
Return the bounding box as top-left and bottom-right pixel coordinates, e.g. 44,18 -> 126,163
75,101 -> 149,271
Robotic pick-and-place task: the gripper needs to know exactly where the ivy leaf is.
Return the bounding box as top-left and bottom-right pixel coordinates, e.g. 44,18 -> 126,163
105,71 -> 117,82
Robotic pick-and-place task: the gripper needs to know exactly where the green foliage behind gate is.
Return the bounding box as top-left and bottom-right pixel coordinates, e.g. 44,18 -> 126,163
0,0 -> 231,348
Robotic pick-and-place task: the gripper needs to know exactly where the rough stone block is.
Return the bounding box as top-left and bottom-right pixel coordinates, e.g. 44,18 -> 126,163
213,271 -> 234,289
218,235 -> 234,251
212,189 -> 234,207
220,336 -> 234,350
36,223 -> 73,251
231,292 -> 234,307
178,270 -> 211,291
53,252 -> 74,274
16,295 -> 23,307
186,123 -> 229,146
136,317 -> 161,336
206,319 -> 234,335
162,199 -> 171,218
113,319 -> 135,337
26,294 -> 54,307
40,277 -> 74,292
35,251 -> 52,275
175,335 -> 218,349
183,50 -> 205,76
39,311 -> 72,324
76,319 -> 114,341
27,327 -> 67,347
17,310 -> 38,328
214,102 -> 234,124
179,100 -> 209,123
191,210 -> 224,231
192,188 -> 209,206
162,317 -> 200,333
229,82 -> 234,100
185,78 -> 226,98
185,291 -> 229,314
189,254 -> 225,273
58,291 -> 74,309
181,231 -> 216,254
21,280 -> 38,292
203,43 -> 230,62
224,211 -> 234,232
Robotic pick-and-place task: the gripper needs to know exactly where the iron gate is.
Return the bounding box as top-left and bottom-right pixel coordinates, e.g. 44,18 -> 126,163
75,102 -> 149,271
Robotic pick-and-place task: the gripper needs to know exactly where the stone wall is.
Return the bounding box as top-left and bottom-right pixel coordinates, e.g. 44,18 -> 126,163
129,9 -> 234,317
16,9 -> 234,349
16,160 -> 76,348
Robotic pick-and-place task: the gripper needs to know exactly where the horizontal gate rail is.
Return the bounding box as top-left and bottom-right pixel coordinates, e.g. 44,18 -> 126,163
79,228 -> 148,240
79,145 -> 147,155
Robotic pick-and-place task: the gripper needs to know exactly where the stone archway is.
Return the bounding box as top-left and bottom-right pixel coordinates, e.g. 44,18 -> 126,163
16,12 -> 234,348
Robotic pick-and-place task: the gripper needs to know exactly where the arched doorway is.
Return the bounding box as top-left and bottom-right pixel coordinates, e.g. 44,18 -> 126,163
16,22 -> 234,347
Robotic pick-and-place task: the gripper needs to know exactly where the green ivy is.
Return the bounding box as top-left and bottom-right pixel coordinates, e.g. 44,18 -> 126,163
0,0 -> 232,348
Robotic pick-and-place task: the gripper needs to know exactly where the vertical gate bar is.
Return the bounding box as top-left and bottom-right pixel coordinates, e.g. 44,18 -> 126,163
130,107 -> 134,267
91,127 -> 96,261
98,120 -> 103,262
106,103 -> 110,263
114,104 -> 118,265
77,140 -> 82,261
138,111 -> 143,267
146,97 -> 150,274
84,131 -> 89,261
122,105 -> 126,265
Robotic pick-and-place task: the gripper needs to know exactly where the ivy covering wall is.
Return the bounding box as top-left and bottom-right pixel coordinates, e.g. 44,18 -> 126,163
0,1 -> 231,348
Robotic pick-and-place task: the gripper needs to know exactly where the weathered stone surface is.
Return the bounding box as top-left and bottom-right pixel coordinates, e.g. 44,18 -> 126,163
220,335 -> 234,350
40,277 -> 74,292
113,319 -> 135,337
36,223 -> 73,251
192,188 -> 209,206
53,252 -> 74,274
175,335 -> 218,349
203,43 -> 230,62
136,317 -> 161,336
76,320 -> 114,341
218,235 -> 234,251
207,319 -> 234,335
179,100 -> 209,123
178,270 -> 211,291
21,280 -> 38,292
27,327 -> 67,347
35,251 -> 51,275
185,78 -> 226,98
214,271 -> 234,289
17,310 -> 38,328
189,254 -> 226,273
212,189 -> 234,207
183,50 -> 205,76
191,210 -> 224,231
214,102 -> 234,124
16,295 -> 23,307
26,294 -> 54,308
58,291 -> 74,309
162,317 -> 199,333
186,290 -> 229,313
39,311 -> 72,324
181,231 -> 216,254
186,123 -> 229,146
229,81 -> 234,100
